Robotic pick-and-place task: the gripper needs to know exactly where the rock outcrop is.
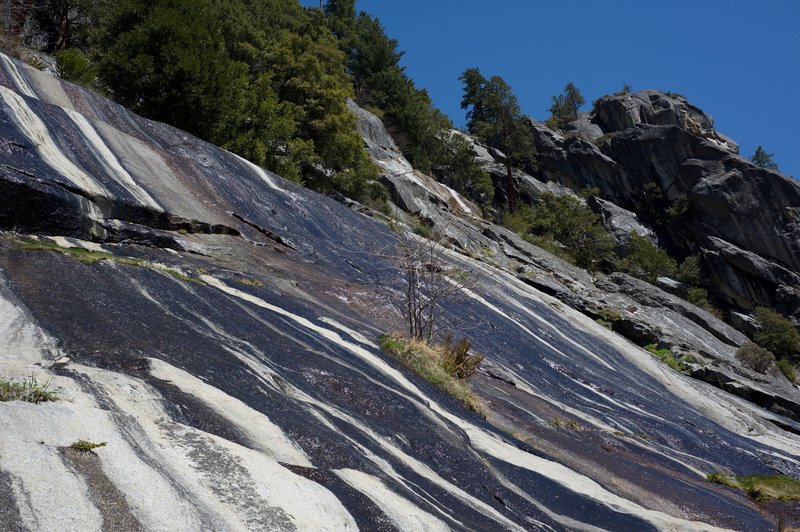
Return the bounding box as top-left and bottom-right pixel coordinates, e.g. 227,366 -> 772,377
519,89 -> 800,324
587,196 -> 658,254
1,53 -> 799,531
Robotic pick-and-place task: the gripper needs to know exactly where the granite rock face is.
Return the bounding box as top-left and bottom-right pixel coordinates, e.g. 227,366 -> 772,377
519,90 -> 800,323
588,196 -> 658,255
351,96 -> 800,422
1,53 -> 799,531
593,89 -> 738,153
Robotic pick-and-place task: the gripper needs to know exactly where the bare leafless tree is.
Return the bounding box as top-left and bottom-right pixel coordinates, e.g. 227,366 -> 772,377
378,229 -> 474,342
2,0 -> 34,35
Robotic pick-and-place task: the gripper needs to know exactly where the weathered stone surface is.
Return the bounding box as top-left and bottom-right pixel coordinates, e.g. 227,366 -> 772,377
454,129 -> 574,208
691,363 -> 800,423
349,97 -> 800,436
592,90 -> 738,153
522,88 -> 800,329
596,272 -> 748,349
702,236 -> 800,323
349,101 -> 480,220
1,54 -> 799,531
563,112 -> 604,141
588,196 -> 657,254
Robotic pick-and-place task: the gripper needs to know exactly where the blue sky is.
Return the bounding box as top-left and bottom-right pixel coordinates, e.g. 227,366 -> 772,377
303,1 -> 799,178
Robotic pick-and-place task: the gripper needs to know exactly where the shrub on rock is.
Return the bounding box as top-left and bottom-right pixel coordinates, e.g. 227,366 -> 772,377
617,233 -> 677,283
735,342 -> 775,374
754,307 -> 800,361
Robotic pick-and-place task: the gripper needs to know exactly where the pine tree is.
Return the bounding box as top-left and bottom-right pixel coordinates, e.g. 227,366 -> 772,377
749,146 -> 779,170
93,0 -> 249,141
547,82 -> 585,130
324,1 -> 490,207
90,0 -> 381,203
460,67 -> 531,211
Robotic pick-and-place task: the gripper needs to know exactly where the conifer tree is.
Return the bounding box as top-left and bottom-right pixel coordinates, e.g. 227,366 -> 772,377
460,67 -> 531,211
325,1 -> 491,207
547,82 -> 585,130
90,0 -> 381,203
750,146 -> 779,170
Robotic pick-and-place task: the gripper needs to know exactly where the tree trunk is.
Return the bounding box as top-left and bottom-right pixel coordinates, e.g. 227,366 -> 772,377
53,3 -> 70,51
505,158 -> 515,212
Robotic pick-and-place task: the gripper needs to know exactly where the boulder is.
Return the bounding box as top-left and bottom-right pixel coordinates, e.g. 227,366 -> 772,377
594,272 -> 748,351
691,363 -> 800,423
587,196 -> 657,255
592,90 -> 738,153
563,112 -> 603,142
730,311 -> 760,338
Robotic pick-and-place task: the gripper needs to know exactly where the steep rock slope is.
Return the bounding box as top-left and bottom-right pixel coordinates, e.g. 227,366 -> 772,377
354,100 -> 800,424
0,54 -> 798,530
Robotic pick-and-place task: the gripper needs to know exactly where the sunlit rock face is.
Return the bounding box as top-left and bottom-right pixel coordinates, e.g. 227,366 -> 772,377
522,89 -> 800,324
1,53 -> 799,531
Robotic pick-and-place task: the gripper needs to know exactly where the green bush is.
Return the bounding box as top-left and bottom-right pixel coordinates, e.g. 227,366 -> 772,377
69,440 -> 107,453
665,194 -> 690,220
439,334 -> 484,379
617,233 -> 677,283
434,133 -> 494,208
753,307 -> 800,361
686,287 -> 710,308
735,342 -> 774,374
578,186 -> 601,199
501,205 -> 534,235
776,359 -> 797,383
677,255 -> 703,286
55,48 -> 96,87
505,193 -> 614,270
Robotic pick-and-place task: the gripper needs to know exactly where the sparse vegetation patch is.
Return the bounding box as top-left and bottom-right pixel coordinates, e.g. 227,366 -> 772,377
595,307 -> 621,329
707,472 -> 800,502
550,417 -> 583,431
776,359 -> 797,383
380,334 -> 484,413
0,376 -> 59,404
69,440 -> 107,453
735,342 -> 774,374
17,239 -> 203,284
18,239 -> 112,264
237,277 -> 264,288
644,344 -> 688,372
754,307 -> 800,361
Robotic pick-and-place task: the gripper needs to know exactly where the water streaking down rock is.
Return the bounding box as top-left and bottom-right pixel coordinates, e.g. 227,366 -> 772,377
0,53 -> 799,530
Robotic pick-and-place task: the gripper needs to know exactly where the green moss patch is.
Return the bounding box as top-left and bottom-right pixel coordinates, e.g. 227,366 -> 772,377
17,239 -> 203,284
18,239 -> 112,263
69,440 -> 107,453
707,472 -> 800,502
644,344 -> 688,372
